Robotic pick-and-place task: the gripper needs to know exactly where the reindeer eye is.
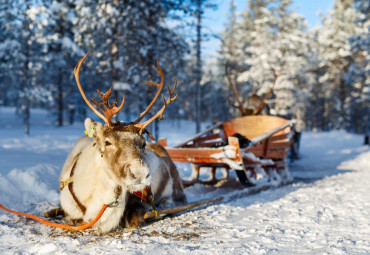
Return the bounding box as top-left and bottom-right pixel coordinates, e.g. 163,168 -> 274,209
130,172 -> 136,179
142,141 -> 146,149
105,141 -> 112,146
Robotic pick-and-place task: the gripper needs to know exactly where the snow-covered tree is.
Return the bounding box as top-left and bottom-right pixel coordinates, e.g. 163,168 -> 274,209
218,0 -> 241,117
219,0 -> 311,121
74,1 -> 189,138
200,62 -> 231,122
43,0 -> 82,126
303,33 -> 329,130
316,0 -> 362,130
218,0 -> 271,117
0,0 -> 54,135
219,0 -> 238,68
0,1 -> 21,105
267,0 -> 311,119
347,0 -> 370,132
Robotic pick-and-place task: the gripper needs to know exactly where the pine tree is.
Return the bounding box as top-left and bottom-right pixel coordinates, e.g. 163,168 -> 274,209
0,0 -> 53,135
74,1 -> 189,138
303,32 -> 328,130
348,0 -> 370,132
0,1 -> 21,106
316,0 -> 362,130
220,0 -> 311,121
269,0 -> 310,119
43,0 -> 82,126
218,0 -> 240,117
173,0 -> 218,132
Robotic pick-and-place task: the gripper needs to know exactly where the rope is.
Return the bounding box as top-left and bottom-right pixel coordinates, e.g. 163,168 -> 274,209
0,203 -> 107,231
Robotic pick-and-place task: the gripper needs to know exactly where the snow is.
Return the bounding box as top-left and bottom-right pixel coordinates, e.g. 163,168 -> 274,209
113,81 -> 131,91
1,107 -> 370,254
210,146 -> 237,159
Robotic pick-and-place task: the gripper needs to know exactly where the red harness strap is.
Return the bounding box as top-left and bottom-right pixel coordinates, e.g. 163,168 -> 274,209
133,186 -> 158,217
133,186 -> 151,201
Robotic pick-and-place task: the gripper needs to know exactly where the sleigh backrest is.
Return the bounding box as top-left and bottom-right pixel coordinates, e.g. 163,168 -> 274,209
222,115 -> 290,140
222,115 -> 293,160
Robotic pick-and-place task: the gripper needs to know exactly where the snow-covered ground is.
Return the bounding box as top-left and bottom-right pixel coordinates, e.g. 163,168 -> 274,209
0,107 -> 369,254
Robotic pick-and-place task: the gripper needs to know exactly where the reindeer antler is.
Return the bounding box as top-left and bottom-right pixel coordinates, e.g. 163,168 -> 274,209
225,62 -> 247,116
74,52 -> 125,128
74,53 -> 177,138
133,61 -> 178,137
252,68 -> 279,115
90,87 -> 125,127
134,60 -> 165,123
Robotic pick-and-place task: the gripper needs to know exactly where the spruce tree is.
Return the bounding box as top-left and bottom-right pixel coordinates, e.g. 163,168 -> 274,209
316,0 -> 361,129
348,0 -> 370,132
0,0 -> 53,135
74,1 -> 188,138
220,0 -> 311,121
43,0 -> 82,126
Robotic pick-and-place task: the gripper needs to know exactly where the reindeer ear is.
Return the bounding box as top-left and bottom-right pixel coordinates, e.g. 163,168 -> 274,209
84,117 -> 104,140
84,118 -> 97,137
84,118 -> 106,153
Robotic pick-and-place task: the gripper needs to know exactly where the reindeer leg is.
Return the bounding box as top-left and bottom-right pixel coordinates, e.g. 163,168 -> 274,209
121,194 -> 148,229
44,208 -> 65,218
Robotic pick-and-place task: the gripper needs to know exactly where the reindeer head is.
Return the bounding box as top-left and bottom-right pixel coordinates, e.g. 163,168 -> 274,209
83,118 -> 149,193
74,52 -> 177,193
225,62 -> 278,116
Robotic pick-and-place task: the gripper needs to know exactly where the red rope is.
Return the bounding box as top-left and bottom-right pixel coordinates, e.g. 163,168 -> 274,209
0,203 -> 107,231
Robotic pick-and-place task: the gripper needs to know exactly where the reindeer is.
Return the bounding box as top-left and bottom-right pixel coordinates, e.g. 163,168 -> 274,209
190,64 -> 279,183
225,63 -> 279,116
59,53 -> 186,233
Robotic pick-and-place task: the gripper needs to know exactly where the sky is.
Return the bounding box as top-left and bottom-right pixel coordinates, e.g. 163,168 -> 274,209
202,0 -> 335,59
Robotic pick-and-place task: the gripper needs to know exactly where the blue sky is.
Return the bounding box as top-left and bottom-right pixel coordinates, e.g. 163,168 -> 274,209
202,0 -> 335,59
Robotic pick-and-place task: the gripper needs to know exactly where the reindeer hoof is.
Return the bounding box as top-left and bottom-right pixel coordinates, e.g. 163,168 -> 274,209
123,213 -> 144,229
44,208 -> 65,218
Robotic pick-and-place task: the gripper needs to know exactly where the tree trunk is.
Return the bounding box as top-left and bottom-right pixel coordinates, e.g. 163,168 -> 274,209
195,0 -> 202,133
68,107 -> 75,125
23,97 -> 30,136
56,72 -> 63,126
154,118 -> 159,141
23,21 -> 31,136
339,76 -> 347,128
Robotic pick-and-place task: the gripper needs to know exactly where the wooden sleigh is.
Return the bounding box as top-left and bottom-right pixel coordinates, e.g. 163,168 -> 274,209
159,115 -> 296,187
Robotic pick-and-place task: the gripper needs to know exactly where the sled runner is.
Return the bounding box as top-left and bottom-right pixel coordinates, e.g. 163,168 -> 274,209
159,115 -> 295,187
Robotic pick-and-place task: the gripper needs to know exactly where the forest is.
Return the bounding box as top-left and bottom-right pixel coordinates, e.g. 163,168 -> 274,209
0,0 -> 369,137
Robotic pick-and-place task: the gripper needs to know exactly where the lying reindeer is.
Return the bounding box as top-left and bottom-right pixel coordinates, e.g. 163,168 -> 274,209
59,53 -> 186,233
